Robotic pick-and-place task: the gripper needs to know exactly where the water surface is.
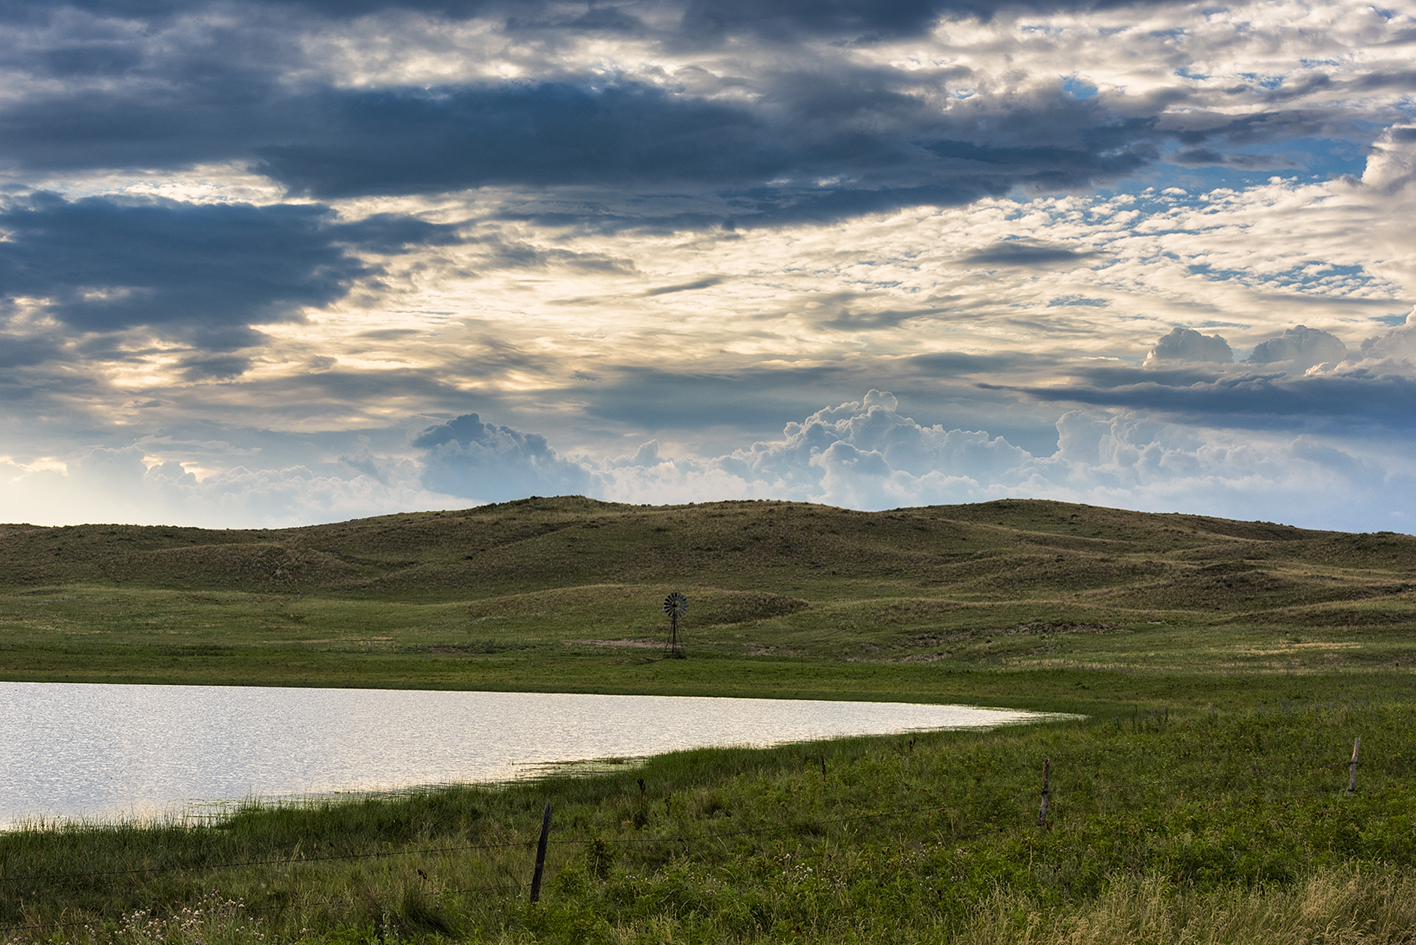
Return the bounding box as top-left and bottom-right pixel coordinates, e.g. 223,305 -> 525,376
0,681 -> 1045,826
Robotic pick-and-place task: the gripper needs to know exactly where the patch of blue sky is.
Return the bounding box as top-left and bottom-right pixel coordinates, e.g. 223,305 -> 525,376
1373,313 -> 1410,327
1187,262 -> 1253,282
1061,77 -> 1098,100
1186,260 -> 1390,296
1100,144 -> 1356,202
1235,72 -> 1285,90
1047,296 -> 1109,307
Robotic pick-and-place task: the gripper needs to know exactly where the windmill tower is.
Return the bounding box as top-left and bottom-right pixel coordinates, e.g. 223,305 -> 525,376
662,592 -> 688,658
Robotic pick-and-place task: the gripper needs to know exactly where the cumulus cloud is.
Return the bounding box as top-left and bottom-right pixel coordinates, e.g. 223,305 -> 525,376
1360,126 -> 1416,195
585,391 -> 1416,530
413,412 -> 594,502
1359,309 -> 1416,363
6,391 -> 1416,533
1145,327 -> 1234,365
1247,325 -> 1348,370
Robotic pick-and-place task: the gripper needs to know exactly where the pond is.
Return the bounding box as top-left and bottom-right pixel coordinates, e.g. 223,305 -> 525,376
0,681 -> 1050,827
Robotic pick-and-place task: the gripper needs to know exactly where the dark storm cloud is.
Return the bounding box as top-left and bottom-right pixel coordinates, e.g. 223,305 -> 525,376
0,335 -> 65,370
1163,108 -> 1364,150
0,54 -> 307,172
0,0 -> 500,23
177,354 -> 253,381
644,276 -> 724,296
0,194 -> 461,340
0,0 -> 1175,227
0,0 -> 1386,238
254,83 -> 792,198
249,80 -> 1161,225
985,369 -> 1416,432
0,0 -> 1184,33
959,240 -> 1097,267
908,350 -> 1045,375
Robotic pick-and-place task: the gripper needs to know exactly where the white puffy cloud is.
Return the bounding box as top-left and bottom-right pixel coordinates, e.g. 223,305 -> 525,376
413,413 -> 596,503
1247,325 -> 1349,370
1145,327 -> 1234,365
591,392 -> 1416,531
1358,309 -> 1416,364
5,391 -> 1415,533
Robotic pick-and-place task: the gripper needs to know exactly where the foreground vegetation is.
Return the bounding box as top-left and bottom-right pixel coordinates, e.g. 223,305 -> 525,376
2,496 -> 1414,941
2,700 -> 1413,943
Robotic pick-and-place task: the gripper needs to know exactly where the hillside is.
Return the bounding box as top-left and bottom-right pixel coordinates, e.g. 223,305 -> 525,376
2,497 -> 1413,707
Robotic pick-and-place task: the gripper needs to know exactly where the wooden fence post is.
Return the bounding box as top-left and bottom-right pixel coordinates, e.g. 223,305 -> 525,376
1038,758 -> 1050,828
1347,738 -> 1361,795
530,803 -> 553,903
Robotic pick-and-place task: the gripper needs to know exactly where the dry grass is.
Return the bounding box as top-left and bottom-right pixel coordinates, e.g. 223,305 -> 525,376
960,868 -> 1416,945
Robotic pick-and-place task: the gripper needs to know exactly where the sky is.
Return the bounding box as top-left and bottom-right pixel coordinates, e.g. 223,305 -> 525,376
1,0 -> 1414,532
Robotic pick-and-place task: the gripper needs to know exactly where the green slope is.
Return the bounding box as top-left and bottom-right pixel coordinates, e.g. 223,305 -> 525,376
1,497 -> 1413,710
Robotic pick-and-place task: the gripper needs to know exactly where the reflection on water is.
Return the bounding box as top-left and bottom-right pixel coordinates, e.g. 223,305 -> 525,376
0,681 -> 1048,826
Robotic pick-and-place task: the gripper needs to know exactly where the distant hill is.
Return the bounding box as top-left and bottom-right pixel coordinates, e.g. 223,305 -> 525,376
3,496 -> 1414,694
3,496 -> 1413,619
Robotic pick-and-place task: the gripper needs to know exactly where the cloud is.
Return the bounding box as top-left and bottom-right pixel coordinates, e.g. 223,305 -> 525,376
959,239 -> 1098,267
249,79 -> 1163,226
7,389 -> 1416,533
1145,326 -> 1233,365
0,444 -> 457,528
0,194 -> 459,341
986,368 -> 1416,433
0,2 -> 1402,236
1359,309 -> 1416,363
1355,125 -> 1416,195
0,0 -> 1193,34
582,390 -> 1416,530
413,412 -> 595,502
256,83 -> 789,199
1247,324 -> 1348,369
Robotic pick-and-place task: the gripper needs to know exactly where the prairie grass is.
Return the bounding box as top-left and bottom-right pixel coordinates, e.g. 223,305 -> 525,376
958,868 -> 1416,945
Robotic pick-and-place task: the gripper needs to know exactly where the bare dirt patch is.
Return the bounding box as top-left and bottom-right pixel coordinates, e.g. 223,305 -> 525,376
569,638 -> 663,649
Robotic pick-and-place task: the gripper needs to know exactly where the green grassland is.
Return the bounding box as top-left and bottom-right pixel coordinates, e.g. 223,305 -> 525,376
3,496 -> 1416,943
2,496 -> 1413,712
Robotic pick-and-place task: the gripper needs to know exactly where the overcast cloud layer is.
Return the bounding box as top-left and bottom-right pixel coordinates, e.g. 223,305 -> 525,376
1,0 -> 1414,531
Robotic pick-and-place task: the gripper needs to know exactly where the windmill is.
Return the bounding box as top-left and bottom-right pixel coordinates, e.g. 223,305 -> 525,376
662,592 -> 688,658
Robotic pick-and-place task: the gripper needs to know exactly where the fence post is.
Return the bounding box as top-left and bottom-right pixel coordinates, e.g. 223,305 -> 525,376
1347,738 -> 1361,795
530,803 -> 553,903
1037,758 -> 1050,828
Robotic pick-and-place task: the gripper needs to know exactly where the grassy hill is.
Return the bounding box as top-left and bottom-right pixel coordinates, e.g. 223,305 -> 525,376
4,498 -> 1416,944
2,496 -> 1413,711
